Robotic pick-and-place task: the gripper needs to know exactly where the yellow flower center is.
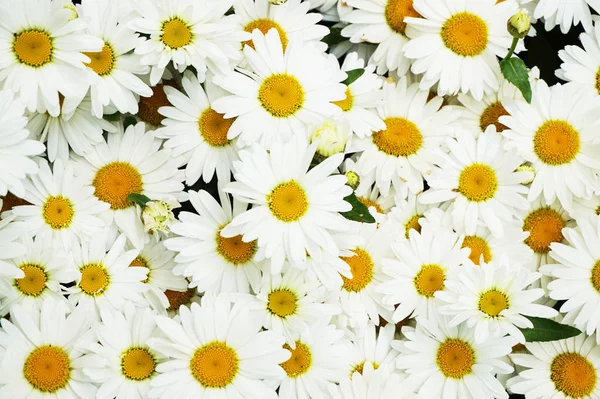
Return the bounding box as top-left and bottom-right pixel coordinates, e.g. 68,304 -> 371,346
550,353 -> 597,398
13,30 -> 53,67
199,108 -> 233,147
23,345 -> 71,393
15,264 -> 47,297
161,18 -> 193,49
165,288 -> 196,311
595,68 -> 600,95
478,289 -> 509,317
591,260 -> 600,293
523,207 -> 565,253
441,12 -> 488,57
258,74 -> 305,118
332,87 -> 354,112
533,120 -> 580,166
461,235 -> 492,265
216,228 -> 257,265
92,162 -> 143,210
340,248 -> 375,293
350,361 -> 379,376
190,342 -> 239,388
458,164 -> 498,202
138,82 -> 172,126
357,197 -> 384,214
267,289 -> 297,318
372,117 -> 423,157
244,19 -> 288,50
121,347 -> 156,381
281,341 -> 312,378
267,180 -> 308,222
79,263 -> 109,297
404,214 -> 422,239
384,0 -> 421,36
42,196 -> 74,230
436,339 -> 475,379
414,264 -> 445,298
479,101 -> 509,133
83,43 -> 115,76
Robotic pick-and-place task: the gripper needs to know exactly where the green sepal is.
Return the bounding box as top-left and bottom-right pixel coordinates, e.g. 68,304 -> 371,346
127,193 -> 151,208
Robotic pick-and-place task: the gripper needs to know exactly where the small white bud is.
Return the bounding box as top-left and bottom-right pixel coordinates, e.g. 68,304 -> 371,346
309,118 -> 351,157
507,9 -> 531,39
142,200 -> 176,236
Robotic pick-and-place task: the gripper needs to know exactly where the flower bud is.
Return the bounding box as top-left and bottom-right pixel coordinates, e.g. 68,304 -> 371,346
516,164 -> 535,185
507,10 -> 531,39
268,0 -> 287,4
309,118 -> 351,157
142,200 -> 175,236
345,171 -> 360,190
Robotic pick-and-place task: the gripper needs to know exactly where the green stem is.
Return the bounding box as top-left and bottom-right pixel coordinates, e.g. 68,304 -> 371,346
503,37 -> 518,61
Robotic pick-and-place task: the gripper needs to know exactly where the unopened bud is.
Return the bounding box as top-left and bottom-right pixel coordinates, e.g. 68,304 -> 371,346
142,200 -> 175,236
345,171 -> 360,190
309,118 -> 351,157
507,10 -> 531,39
516,164 -> 535,185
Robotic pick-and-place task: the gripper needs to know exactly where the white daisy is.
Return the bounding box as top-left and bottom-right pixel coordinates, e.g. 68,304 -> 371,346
82,305 -> 164,399
571,194 -> 600,220
329,363 -> 416,399
76,0 -> 153,118
0,0 -> 102,116
212,29 -> 346,149
0,216 -> 27,278
130,0 -> 250,85
396,316 -> 515,399
166,189 -> 262,294
148,294 -> 290,398
501,80 -> 600,212
342,322 -> 398,379
534,0 -> 600,33
10,158 -> 109,250
383,193 -> 439,241
72,122 -> 186,248
341,0 -> 420,75
0,298 -> 97,398
349,77 -> 460,198
509,332 -> 600,398
403,0 -> 519,100
67,232 -> 149,318
155,71 -> 239,186
222,135 -> 352,273
0,89 -> 45,200
378,223 -> 470,323
241,268 -> 340,346
436,260 -> 557,344
0,234 -> 77,317
541,217 -> 600,340
419,129 -> 531,238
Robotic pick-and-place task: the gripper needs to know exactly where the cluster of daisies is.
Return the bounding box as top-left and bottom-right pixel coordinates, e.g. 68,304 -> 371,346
5,0 -> 600,398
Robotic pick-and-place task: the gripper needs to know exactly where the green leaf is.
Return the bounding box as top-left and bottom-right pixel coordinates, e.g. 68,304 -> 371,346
340,193 -> 376,223
500,57 -> 532,103
342,69 -> 365,86
127,193 -> 151,208
518,316 -> 581,342
321,27 -> 344,49
103,111 -> 121,122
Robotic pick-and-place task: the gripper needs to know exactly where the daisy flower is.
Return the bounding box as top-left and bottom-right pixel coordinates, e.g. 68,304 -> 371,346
241,268 -> 340,346
534,0 -> 600,33
67,232 -> 149,318
341,0 -> 420,75
403,0 -> 519,100
396,316 -> 515,399
277,321 -> 348,399
0,0 -> 102,116
0,299 -> 97,398
222,136 -> 352,273
212,29 -> 346,149
436,260 -> 557,344
10,158 -> 109,250
343,322 -> 398,379
26,94 -> 118,163
0,216 -> 26,278
130,0 -> 250,85
155,71 -> 239,186
148,294 -> 290,398
378,223 -> 470,323
541,218 -> 600,340
72,122 -> 186,248
329,363 -> 416,399
349,77 -> 460,198
0,89 -> 45,200
0,234 -> 77,317
509,332 -> 600,398
82,305 -> 164,399
384,193 -> 439,240
501,80 -> 600,212
166,189 -> 262,294
557,19 -> 600,96
571,194 -> 600,220
234,0 -> 329,50
419,130 -> 531,238
76,0 -> 153,118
